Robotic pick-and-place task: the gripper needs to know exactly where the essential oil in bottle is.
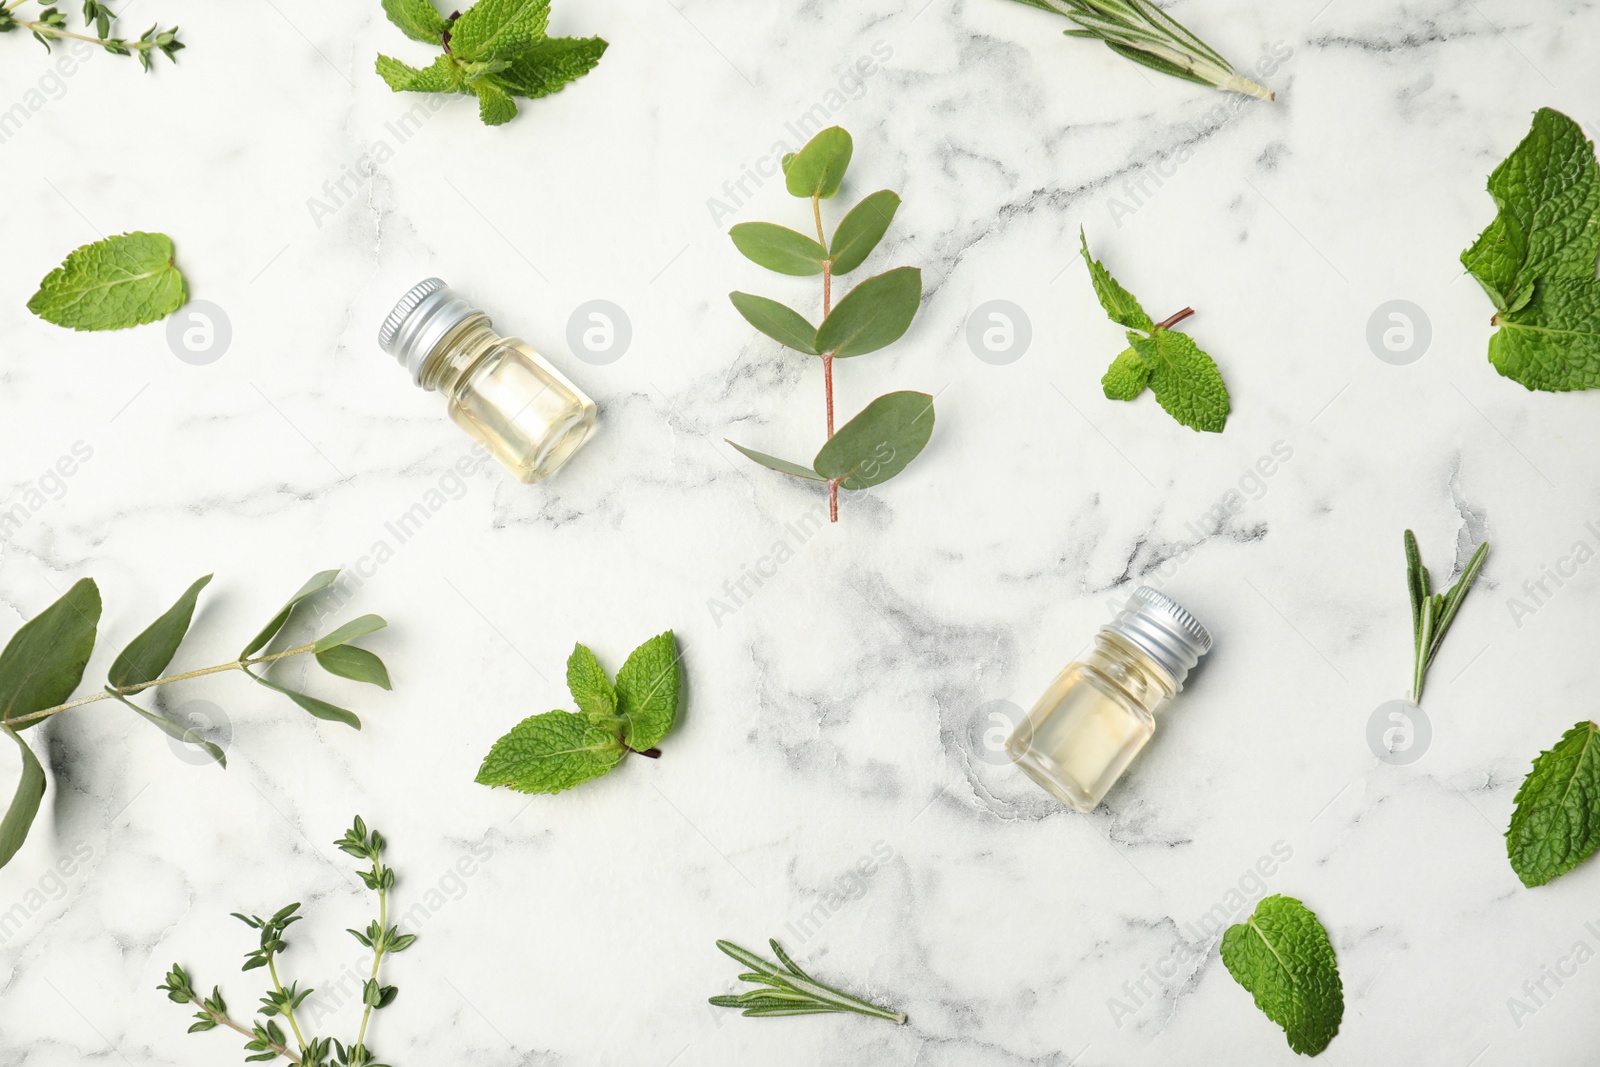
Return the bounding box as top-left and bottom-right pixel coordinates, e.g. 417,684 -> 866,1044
378,278 -> 597,483
1006,586 -> 1212,812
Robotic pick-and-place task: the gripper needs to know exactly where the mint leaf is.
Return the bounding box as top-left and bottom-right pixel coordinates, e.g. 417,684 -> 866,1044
1485,277 -> 1600,392
1221,895 -> 1343,1057
28,232 -> 186,332
0,578 -> 100,732
1079,228 -> 1153,331
813,391 -> 935,490
726,442 -> 826,482
566,643 -> 616,719
1507,720 -> 1600,887
730,222 -> 827,277
1101,347 -> 1149,400
449,0 -> 551,61
785,126 -> 852,200
376,53 -> 460,92
471,79 -> 518,126
381,0 -> 449,43
1129,328 -> 1230,433
829,190 -> 900,276
1462,108 -> 1600,316
729,292 -> 819,354
0,727 -> 45,870
613,632 -> 681,751
475,710 -> 623,794
493,35 -> 606,98
815,266 -> 922,358
108,574 -> 211,689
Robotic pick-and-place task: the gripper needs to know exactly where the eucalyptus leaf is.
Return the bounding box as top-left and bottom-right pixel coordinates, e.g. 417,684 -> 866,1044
312,614 -> 388,653
727,442 -> 826,481
107,689 -> 226,767
108,574 -> 212,689
247,671 -> 362,730
784,126 -> 853,199
815,267 -> 922,359
829,190 -> 900,275
0,578 -> 101,732
813,391 -> 935,490
730,223 -> 827,277
0,726 -> 45,869
241,570 -> 341,659
729,292 -> 819,354
316,645 -> 393,690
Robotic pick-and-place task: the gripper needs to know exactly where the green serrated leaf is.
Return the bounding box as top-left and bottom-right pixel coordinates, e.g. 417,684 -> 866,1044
785,126 -> 852,199
726,441 -> 826,481
729,292 -> 819,354
1220,894 -> 1343,1056
1128,328 -> 1229,433
108,574 -> 211,689
1462,108 -> 1600,316
1101,347 -> 1150,400
813,391 -> 935,490
0,577 -> 100,732
1079,229 -> 1153,331
449,0 -> 551,61
614,631 -> 680,751
27,232 -> 187,332
1486,277 -> 1600,391
107,689 -> 225,768
248,672 -> 361,730
493,35 -> 606,98
315,645 -> 392,690
0,726 -> 45,869
474,710 -> 624,794
1508,721 -> 1600,887
376,53 -> 460,93
815,266 -> 921,359
312,614 -> 387,653
241,570 -> 340,659
566,644 -> 616,719
829,190 -> 900,276
730,222 -> 827,276
471,79 -> 519,125
381,0 -> 448,43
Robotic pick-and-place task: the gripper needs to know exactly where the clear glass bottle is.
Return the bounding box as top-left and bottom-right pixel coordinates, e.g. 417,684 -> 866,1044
1006,586 -> 1212,812
378,278 -> 597,483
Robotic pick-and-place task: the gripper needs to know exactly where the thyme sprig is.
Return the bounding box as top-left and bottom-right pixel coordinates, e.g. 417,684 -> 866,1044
159,817 -> 415,1067
709,939 -> 907,1024
1007,0 -> 1272,100
1404,529 -> 1489,702
0,0 -> 182,70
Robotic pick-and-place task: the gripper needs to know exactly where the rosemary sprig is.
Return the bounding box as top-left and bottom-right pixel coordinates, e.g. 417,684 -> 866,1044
709,939 -> 907,1024
0,0 -> 183,70
1007,0 -> 1273,101
1404,529 -> 1489,703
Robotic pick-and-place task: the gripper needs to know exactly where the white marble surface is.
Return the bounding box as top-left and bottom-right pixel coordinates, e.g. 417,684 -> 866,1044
3,0 -> 1600,1063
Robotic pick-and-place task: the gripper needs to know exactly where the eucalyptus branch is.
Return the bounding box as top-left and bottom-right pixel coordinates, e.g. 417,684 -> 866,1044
160,818 -> 416,1067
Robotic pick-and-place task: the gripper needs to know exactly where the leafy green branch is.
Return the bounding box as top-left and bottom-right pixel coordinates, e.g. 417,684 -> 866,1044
0,0 -> 182,70
159,817 -> 416,1066
1403,529 -> 1488,703
709,938 -> 907,1024
0,569 -> 390,871
726,126 -> 935,523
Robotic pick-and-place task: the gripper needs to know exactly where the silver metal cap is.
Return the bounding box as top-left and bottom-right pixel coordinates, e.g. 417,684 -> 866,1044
1104,586 -> 1212,690
378,278 -> 482,385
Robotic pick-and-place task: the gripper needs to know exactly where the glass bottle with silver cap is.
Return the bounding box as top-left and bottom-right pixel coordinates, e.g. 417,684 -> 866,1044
1005,586 -> 1213,812
378,278 -> 597,483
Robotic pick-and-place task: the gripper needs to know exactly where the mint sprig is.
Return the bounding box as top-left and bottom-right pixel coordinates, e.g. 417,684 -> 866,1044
1220,894 -> 1343,1057
475,632 -> 682,795
27,232 -> 188,332
376,0 -> 606,127
1508,721 -> 1600,888
1462,107 -> 1600,391
725,126 -> 935,523
1080,229 -> 1230,432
